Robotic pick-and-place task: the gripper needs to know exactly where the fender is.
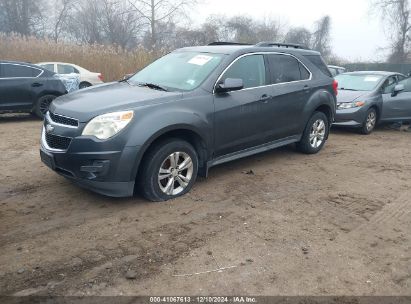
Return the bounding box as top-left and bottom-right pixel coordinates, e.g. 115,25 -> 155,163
300,88 -> 336,133
125,104 -> 213,181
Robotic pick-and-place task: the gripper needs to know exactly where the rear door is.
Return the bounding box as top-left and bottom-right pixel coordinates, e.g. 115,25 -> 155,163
213,54 -> 272,157
0,63 -> 44,111
381,77 -> 411,121
263,53 -> 312,140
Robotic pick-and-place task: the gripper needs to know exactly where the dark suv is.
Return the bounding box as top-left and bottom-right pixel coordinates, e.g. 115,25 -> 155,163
40,42 -> 337,201
0,61 -> 67,118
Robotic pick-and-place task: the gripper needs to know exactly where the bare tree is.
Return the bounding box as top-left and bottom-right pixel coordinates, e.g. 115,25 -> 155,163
254,18 -> 284,42
100,0 -> 143,49
284,27 -> 312,47
0,0 -> 46,36
68,0 -> 104,44
373,0 -> 410,63
48,0 -> 77,42
311,15 -> 331,59
129,0 -> 197,50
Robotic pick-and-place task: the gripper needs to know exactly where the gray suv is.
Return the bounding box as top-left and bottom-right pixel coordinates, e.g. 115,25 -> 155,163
40,42 -> 337,201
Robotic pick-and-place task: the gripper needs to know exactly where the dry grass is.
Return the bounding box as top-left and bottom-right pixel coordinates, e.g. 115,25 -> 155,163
0,34 -> 160,82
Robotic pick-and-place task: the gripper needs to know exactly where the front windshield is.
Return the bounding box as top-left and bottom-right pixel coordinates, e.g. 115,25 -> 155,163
335,74 -> 384,91
129,52 -> 225,91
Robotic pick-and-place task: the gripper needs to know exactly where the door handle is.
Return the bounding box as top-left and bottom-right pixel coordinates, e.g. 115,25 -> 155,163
259,94 -> 272,103
32,83 -> 43,87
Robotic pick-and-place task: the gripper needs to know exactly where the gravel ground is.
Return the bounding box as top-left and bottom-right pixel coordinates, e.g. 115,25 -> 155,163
0,114 -> 410,296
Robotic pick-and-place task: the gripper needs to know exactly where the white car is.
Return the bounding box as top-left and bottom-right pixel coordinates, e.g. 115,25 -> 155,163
37,62 -> 104,89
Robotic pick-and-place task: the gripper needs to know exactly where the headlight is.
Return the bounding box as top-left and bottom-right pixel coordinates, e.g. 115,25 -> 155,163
82,111 -> 134,140
337,101 -> 365,110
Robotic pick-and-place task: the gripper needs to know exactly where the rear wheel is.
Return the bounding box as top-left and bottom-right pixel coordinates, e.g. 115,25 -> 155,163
79,82 -> 91,89
33,95 -> 57,119
360,108 -> 377,135
139,139 -> 198,202
297,111 -> 329,154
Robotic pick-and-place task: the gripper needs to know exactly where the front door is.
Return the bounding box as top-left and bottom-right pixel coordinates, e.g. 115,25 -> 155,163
382,77 -> 411,121
213,54 -> 272,157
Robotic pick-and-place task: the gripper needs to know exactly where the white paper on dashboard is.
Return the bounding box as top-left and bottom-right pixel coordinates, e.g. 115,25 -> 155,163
188,55 -> 213,66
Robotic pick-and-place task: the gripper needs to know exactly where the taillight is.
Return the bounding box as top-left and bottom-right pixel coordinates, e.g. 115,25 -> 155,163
98,74 -> 104,81
332,80 -> 338,96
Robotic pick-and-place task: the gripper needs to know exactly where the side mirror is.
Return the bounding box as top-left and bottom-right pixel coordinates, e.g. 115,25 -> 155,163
216,78 -> 244,93
392,84 -> 405,97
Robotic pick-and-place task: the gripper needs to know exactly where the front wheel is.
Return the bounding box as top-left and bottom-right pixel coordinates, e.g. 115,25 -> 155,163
139,139 -> 198,202
33,95 -> 57,119
360,108 -> 377,135
297,111 -> 329,154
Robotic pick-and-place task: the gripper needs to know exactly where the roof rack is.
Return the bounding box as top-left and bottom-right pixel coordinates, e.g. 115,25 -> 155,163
255,42 -> 308,49
208,42 -> 252,46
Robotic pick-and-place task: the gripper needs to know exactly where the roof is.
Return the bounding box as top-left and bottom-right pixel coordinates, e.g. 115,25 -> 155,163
0,60 -> 33,65
0,60 -> 43,69
177,44 -> 320,56
342,71 -> 402,76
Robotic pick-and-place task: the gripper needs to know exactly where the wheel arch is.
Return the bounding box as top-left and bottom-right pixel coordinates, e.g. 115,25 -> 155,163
132,126 -> 209,189
302,88 -> 336,138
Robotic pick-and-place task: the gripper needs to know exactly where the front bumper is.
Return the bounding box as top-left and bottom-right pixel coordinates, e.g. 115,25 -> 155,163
40,120 -> 140,197
333,106 -> 368,128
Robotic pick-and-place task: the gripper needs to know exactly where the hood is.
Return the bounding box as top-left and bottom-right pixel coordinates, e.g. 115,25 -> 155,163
336,90 -> 371,103
50,82 -> 183,122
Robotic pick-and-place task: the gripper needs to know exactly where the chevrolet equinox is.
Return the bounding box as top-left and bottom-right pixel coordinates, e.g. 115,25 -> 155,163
40,42 -> 337,201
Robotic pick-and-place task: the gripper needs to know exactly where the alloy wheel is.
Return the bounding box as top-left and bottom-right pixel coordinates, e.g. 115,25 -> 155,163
158,152 -> 194,196
309,119 -> 326,148
366,111 -> 376,132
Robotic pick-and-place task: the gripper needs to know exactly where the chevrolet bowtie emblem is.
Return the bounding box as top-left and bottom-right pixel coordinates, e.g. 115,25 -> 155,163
46,124 -> 55,134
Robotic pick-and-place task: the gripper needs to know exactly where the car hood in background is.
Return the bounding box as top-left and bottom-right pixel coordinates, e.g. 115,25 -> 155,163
50,82 -> 183,122
337,90 -> 371,103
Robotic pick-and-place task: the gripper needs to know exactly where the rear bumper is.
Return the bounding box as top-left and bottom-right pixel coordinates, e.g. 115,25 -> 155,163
40,126 -> 139,197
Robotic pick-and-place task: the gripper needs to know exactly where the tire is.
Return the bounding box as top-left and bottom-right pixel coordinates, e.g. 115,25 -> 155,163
139,139 -> 199,202
297,111 -> 329,154
360,108 -> 377,135
33,95 -> 57,119
79,82 -> 91,89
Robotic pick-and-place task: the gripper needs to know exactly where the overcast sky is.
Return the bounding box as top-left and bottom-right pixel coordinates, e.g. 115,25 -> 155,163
192,0 -> 386,61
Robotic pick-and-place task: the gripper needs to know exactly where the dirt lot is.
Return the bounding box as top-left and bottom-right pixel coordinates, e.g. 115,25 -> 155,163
0,114 -> 410,296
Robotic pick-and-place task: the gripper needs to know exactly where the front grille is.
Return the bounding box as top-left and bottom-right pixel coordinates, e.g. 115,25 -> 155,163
45,133 -> 72,150
49,112 -> 78,127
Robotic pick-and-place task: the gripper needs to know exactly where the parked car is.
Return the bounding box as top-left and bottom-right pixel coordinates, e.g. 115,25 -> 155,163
40,42 -> 337,201
0,60 -> 67,118
328,65 -> 346,77
333,71 -> 409,134
37,62 -> 103,89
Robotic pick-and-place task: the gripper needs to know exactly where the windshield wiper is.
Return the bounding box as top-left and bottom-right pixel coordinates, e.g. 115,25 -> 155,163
339,87 -> 357,91
137,82 -> 168,92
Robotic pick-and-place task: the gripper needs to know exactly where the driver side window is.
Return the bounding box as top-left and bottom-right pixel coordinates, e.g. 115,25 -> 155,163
382,76 -> 398,94
397,78 -> 411,92
221,55 -> 266,89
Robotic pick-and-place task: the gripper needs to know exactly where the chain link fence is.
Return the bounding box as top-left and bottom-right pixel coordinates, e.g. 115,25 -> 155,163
344,63 -> 411,75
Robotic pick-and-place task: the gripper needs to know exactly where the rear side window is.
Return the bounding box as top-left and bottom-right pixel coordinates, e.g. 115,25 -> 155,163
222,54 -> 266,89
304,55 -> 332,77
58,64 -> 79,74
40,64 -> 55,72
0,64 -> 42,78
267,54 -> 310,84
